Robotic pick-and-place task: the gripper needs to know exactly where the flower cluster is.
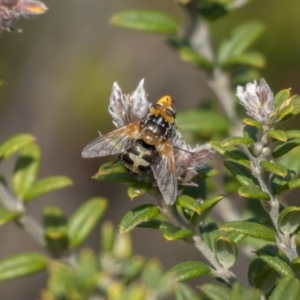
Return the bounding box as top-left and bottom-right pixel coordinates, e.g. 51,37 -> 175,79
236,78 -> 275,124
109,80 -> 214,184
0,0 -> 47,33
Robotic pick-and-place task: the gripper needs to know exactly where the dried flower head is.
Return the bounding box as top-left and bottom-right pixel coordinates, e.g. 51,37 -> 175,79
0,0 -> 47,33
236,78 -> 275,124
109,80 -> 214,184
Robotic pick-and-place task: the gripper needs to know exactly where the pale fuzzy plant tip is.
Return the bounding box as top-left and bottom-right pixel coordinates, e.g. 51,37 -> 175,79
108,80 -> 150,128
173,132 -> 215,183
236,78 -> 274,124
14,0 -> 48,16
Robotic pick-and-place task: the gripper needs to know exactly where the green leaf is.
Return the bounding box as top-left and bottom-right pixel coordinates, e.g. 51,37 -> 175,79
273,138 -> 300,158
291,258 -> 300,278
275,179 -> 300,194
0,208 -> 20,226
220,221 -> 276,242
238,185 -> 270,200
224,161 -> 256,186
198,195 -> 224,214
43,206 -> 68,257
0,253 -> 48,282
256,254 -> 294,277
175,195 -> 201,214
286,130 -> 300,139
248,257 -> 279,294
267,130 -> 288,142
269,276 -> 300,300
177,111 -> 230,134
122,255 -> 146,283
214,237 -> 237,269
200,222 -> 220,251
221,136 -> 254,147
23,176 -> 72,202
119,204 -> 160,234
277,104 -> 295,122
112,232 -> 132,260
68,198 -> 107,248
200,283 -> 230,300
141,259 -> 164,290
110,10 -> 179,34
274,89 -> 291,109
278,206 -> 300,235
218,21 -> 264,65
243,118 -> 262,128
210,142 -> 251,167
259,161 -> 288,177
175,282 -> 201,300
222,51 -> 265,68
0,134 -> 35,162
230,283 -> 261,300
12,143 -> 41,199
94,161 -> 140,184
127,182 -> 152,200
168,38 -> 213,70
164,261 -> 210,282
160,223 -> 193,241
101,221 -> 115,253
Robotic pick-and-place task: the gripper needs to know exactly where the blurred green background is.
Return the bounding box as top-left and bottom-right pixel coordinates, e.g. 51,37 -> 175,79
1,0 -> 300,298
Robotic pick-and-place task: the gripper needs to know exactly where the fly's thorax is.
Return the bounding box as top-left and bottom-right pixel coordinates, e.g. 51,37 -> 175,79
140,113 -> 174,146
121,140 -> 155,174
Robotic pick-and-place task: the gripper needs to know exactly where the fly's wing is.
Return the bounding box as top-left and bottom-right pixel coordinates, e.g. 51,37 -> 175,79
151,142 -> 177,205
82,122 -> 141,158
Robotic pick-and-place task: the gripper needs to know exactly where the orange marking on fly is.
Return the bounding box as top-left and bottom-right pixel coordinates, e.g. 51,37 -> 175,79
150,95 -> 176,124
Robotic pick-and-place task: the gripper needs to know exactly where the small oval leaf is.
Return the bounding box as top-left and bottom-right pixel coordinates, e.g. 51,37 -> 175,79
175,195 -> 201,214
119,204 -> 160,234
222,51 -> 265,68
238,185 -> 270,201
220,221 -> 276,242
274,89 -> 291,109
243,118 -> 262,128
286,130 -> 300,139
248,257 -> 279,294
0,208 -> 20,226
221,136 -> 254,147
278,206 -> 300,235
256,254 -> 294,277
259,161 -> 288,177
291,258 -> 300,278
0,134 -> 35,162
12,143 -> 41,199
0,253 -> 48,282
175,282 -> 201,300
214,237 -> 237,269
94,161 -> 140,184
198,195 -> 224,214
267,130 -> 288,142
68,198 -> 107,248
110,10 -> 179,34
218,21 -> 264,65
273,138 -> 300,158
127,182 -> 152,199
200,283 -> 231,300
269,276 -> 300,300
277,104 -> 295,122
24,176 -> 73,202
161,224 -> 193,241
165,261 -> 210,282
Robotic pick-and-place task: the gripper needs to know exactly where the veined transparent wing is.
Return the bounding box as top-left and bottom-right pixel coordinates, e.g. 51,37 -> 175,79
151,142 -> 177,205
82,122 -> 141,158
